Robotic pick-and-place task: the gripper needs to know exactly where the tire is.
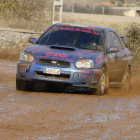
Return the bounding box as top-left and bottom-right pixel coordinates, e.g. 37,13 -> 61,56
16,77 -> 31,91
121,68 -> 131,93
91,67 -> 106,96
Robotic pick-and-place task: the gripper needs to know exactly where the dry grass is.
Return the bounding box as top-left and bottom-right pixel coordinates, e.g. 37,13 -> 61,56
0,17 -> 51,33
0,47 -> 24,61
1,12 -> 140,33
0,10 -> 52,32
62,12 -> 140,32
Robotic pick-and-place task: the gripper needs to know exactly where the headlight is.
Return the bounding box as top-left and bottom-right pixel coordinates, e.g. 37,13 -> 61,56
75,60 -> 93,69
19,52 -> 34,62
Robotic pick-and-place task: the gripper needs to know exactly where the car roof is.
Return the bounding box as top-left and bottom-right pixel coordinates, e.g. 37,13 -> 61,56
55,23 -> 114,32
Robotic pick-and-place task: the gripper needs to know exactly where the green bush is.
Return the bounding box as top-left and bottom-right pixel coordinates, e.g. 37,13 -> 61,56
126,23 -> 140,62
119,0 -> 125,3
110,0 -> 116,4
117,1 -> 123,7
138,2 -> 140,6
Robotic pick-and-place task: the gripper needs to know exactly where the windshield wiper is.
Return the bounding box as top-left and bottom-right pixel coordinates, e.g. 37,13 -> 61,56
74,31 -> 82,47
92,34 -> 98,50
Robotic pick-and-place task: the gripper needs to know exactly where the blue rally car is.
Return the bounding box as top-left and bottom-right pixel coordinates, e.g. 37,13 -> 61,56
16,23 -> 132,95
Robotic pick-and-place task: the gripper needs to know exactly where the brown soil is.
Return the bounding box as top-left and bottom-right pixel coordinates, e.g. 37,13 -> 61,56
0,59 -> 140,139
0,48 -> 22,61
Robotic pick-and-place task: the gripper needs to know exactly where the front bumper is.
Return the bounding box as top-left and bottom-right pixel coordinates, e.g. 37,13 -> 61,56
16,61 -> 101,88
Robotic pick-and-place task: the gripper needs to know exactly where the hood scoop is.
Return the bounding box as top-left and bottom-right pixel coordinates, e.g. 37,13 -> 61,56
50,45 -> 76,51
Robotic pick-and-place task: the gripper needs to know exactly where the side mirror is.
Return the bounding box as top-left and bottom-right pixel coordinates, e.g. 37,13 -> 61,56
28,37 -> 36,44
119,35 -> 127,46
108,46 -> 119,53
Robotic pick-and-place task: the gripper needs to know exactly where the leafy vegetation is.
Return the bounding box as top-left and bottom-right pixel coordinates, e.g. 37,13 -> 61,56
111,0 -> 116,4
126,23 -> 140,62
117,1 -> 123,7
119,0 -> 125,3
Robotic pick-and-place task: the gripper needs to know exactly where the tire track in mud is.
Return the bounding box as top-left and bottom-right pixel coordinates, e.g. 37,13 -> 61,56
0,59 -> 140,139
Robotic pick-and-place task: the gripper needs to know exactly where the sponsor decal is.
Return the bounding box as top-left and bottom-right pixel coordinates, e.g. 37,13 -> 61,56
51,27 -> 101,35
52,27 -> 59,30
80,74 -> 91,79
95,75 -> 100,80
28,39 -> 33,42
27,48 -> 38,52
18,63 -> 28,67
79,70 -> 90,74
94,70 -> 101,74
93,31 -> 101,35
18,67 -> 26,73
60,27 -> 75,31
96,58 -> 106,65
82,29 -> 92,33
45,52 -> 68,58
31,62 -> 35,65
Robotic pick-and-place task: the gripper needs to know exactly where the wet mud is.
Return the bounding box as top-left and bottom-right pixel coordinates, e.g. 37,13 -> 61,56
0,59 -> 140,139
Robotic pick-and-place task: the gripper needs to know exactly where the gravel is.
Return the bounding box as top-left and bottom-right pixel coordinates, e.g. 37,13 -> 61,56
0,30 -> 40,49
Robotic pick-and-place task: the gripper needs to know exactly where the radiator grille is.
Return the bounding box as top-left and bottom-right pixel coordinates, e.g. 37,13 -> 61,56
37,59 -> 70,67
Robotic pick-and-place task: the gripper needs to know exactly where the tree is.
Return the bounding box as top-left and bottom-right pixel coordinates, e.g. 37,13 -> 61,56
117,1 -> 123,7
111,0 -> 116,4
119,0 -> 125,3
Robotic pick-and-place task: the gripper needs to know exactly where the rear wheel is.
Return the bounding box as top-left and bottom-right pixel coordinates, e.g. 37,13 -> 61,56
121,68 -> 131,93
16,77 -> 31,91
91,67 -> 106,96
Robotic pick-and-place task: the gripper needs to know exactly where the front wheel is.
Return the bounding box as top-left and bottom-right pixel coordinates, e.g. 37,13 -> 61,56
91,67 -> 106,96
121,68 -> 131,93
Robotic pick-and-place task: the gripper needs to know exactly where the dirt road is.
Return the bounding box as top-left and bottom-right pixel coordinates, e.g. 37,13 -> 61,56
0,59 -> 140,140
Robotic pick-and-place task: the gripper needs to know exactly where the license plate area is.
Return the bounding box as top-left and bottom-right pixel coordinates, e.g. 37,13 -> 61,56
43,68 -> 60,75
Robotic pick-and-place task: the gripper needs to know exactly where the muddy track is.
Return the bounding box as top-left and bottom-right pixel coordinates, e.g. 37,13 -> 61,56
0,59 -> 140,139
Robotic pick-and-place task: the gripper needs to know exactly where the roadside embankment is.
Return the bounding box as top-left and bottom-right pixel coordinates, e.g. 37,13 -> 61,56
0,29 -> 40,61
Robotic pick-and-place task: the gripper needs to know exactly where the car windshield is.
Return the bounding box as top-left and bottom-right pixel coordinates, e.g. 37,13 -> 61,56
36,25 -> 104,51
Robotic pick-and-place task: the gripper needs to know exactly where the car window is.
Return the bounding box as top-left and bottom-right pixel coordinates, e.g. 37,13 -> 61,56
37,25 -> 104,51
75,32 -> 96,49
107,32 -> 115,49
111,32 -> 124,50
76,32 -> 104,51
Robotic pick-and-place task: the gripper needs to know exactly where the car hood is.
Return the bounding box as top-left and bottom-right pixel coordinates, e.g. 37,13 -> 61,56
25,44 -> 104,62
